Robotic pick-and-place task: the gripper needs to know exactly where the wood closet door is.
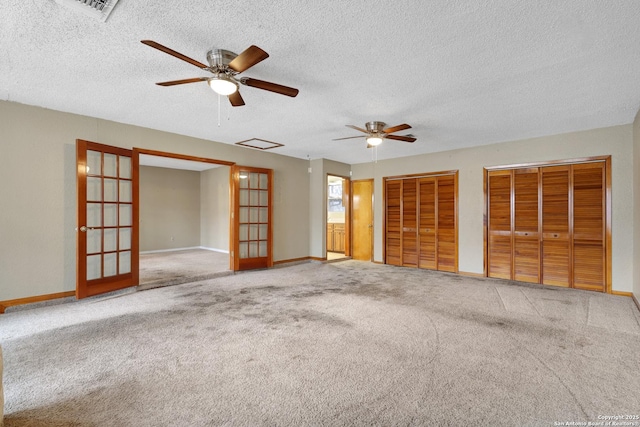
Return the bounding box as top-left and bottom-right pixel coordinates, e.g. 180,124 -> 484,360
487,170 -> 512,279
541,166 -> 570,287
572,163 -> 605,292
418,178 -> 436,270
402,179 -> 418,267
385,180 -> 402,266
437,175 -> 457,272
513,169 -> 540,283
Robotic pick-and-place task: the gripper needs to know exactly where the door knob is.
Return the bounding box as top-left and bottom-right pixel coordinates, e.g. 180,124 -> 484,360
80,226 -> 88,232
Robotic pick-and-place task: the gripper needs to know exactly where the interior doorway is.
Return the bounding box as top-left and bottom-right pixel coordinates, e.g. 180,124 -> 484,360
327,175 -> 350,260
136,149 -> 234,288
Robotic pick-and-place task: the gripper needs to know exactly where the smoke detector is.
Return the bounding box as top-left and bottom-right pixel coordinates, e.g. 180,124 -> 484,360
55,0 -> 121,22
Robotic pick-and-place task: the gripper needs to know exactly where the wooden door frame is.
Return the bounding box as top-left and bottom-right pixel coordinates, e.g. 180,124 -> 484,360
133,147 -> 236,272
351,178 -> 374,261
483,155 -> 612,293
326,174 -> 351,258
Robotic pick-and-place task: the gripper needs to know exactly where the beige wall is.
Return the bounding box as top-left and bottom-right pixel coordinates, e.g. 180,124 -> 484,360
352,124 -> 635,293
0,100 -> 310,301
634,110 -> 640,300
200,166 -> 230,252
0,98 -> 636,300
139,166 -> 201,252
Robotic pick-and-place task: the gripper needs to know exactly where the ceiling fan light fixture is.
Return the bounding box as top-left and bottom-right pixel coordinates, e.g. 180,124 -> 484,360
366,136 -> 383,146
208,75 -> 238,95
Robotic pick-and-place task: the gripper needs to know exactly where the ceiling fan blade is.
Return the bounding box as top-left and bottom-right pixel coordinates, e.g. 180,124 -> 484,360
383,123 -> 412,134
241,78 -> 299,97
156,77 -> 209,86
332,136 -> 365,141
228,91 -> 245,107
346,125 -> 369,134
386,134 -> 417,143
141,40 -> 208,69
228,45 -> 269,73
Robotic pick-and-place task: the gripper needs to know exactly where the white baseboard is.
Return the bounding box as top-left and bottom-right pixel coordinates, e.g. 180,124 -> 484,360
141,246 -> 229,255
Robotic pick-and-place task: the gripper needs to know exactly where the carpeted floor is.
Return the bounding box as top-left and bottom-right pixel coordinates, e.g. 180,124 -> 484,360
139,249 -> 231,289
1,261 -> 639,426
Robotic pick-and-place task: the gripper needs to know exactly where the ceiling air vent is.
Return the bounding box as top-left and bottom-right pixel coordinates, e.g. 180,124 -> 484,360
55,0 -> 121,22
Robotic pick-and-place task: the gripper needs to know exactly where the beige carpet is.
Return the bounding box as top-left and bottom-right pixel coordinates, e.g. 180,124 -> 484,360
139,248 -> 231,289
1,261 -> 639,426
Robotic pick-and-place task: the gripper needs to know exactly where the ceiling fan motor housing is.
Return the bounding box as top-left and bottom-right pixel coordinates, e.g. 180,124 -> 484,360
206,49 -> 238,73
366,121 -> 386,135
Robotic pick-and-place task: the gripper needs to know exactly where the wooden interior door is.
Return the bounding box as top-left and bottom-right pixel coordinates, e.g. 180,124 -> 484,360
436,175 -> 457,272
487,170 -> 513,279
513,168 -> 540,283
541,165 -> 571,287
572,163 -> 605,291
342,177 -> 351,257
385,179 -> 402,266
76,139 -> 138,299
401,179 -> 418,267
418,177 -> 436,269
352,179 -> 373,261
231,166 -> 273,271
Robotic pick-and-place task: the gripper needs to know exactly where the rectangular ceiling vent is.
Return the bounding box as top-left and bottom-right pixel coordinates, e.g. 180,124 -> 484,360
55,0 -> 120,22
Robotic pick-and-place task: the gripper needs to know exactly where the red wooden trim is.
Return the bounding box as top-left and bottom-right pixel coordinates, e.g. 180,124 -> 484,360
326,174 -> 351,257
459,271 -> 485,278
382,177 -> 387,264
385,169 -> 459,181
483,168 -> 488,277
76,140 -> 88,296
605,156 -> 612,294
0,291 -> 76,314
229,167 -> 237,271
134,148 -> 235,166
131,148 -> 140,286
484,155 -> 611,171
453,171 -> 459,273
611,291 -> 633,297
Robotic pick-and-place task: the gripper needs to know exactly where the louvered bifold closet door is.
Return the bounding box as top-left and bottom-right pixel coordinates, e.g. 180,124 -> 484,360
418,178 -> 437,270
541,166 -> 571,287
402,178 -> 419,267
487,170 -> 513,279
513,168 -> 540,283
385,180 -> 402,266
437,175 -> 457,272
572,163 -> 605,292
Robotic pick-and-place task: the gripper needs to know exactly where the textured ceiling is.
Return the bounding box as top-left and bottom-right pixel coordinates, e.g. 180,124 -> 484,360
2,1 -> 640,165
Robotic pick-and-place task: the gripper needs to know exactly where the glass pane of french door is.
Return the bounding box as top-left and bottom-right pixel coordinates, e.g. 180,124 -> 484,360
85,150 -> 133,278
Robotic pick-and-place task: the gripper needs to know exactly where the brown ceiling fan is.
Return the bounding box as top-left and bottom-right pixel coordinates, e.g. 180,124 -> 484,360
141,40 -> 299,107
333,121 -> 417,147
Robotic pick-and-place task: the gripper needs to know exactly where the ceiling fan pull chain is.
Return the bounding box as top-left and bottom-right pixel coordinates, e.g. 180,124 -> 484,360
217,93 -> 221,127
